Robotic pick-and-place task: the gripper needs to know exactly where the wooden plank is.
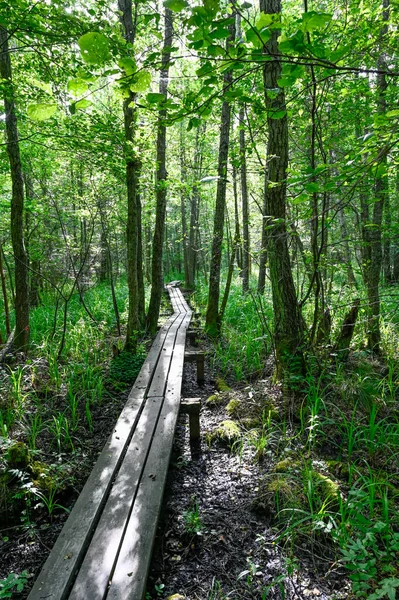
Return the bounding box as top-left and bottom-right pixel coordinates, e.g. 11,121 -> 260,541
105,294 -> 191,600
105,392 -> 182,600
27,313 -> 179,600
68,396 -> 165,600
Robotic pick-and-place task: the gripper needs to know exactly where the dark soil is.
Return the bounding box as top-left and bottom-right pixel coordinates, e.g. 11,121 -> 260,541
146,338 -> 350,600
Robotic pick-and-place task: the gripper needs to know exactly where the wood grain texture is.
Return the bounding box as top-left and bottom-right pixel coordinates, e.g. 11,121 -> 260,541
28,285 -> 192,600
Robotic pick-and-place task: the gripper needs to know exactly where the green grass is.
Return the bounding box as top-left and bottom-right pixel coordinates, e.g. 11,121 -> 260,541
192,275 -> 272,381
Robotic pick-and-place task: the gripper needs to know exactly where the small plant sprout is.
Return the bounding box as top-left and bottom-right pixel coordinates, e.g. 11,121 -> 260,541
183,497 -> 203,535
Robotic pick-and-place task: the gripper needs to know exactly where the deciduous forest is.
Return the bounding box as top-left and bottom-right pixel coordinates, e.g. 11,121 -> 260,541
1,0 -> 399,598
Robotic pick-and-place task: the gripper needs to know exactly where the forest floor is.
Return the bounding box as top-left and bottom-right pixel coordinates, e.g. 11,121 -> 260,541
146,345 -> 350,600
2,289 -> 374,600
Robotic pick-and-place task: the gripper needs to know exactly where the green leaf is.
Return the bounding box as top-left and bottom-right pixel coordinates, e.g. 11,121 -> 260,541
163,0 -> 188,12
130,70 -> 152,92
187,116 -> 201,131
209,27 -> 230,40
207,44 -> 225,57
146,92 -> 165,104
305,182 -> 320,193
269,109 -> 286,119
386,109 -> 399,118
67,78 -> 89,96
78,32 -> 110,65
118,57 -> 136,75
256,12 -> 281,29
27,103 -> 57,121
301,11 -> 332,32
75,99 -> 92,110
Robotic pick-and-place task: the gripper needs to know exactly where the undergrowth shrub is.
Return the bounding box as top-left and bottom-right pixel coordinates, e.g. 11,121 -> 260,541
109,350 -> 146,385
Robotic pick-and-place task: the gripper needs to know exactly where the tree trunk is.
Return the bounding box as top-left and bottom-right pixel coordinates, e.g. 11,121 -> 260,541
260,0 -> 305,380
338,204 -> 356,286
146,7 -> 173,333
118,0 -> 142,349
0,27 -> 29,352
333,299 -> 360,360
365,0 -> 389,353
180,123 -> 190,288
0,243 -> 11,336
239,107 -> 250,293
205,18 -> 235,337
257,170 -> 268,294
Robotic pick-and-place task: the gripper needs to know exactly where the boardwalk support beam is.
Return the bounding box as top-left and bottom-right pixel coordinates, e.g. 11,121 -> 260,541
181,397 -> 201,441
184,351 -> 205,385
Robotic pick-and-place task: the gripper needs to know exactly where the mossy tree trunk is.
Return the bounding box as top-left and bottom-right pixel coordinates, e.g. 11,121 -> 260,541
260,0 -> 305,380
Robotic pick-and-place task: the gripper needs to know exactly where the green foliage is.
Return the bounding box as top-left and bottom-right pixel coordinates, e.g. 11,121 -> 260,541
78,32 -> 110,65
130,71 -> 152,93
27,103 -> 57,121
0,571 -> 29,599
183,498 -> 203,534
109,350 -> 145,385
163,0 -> 188,13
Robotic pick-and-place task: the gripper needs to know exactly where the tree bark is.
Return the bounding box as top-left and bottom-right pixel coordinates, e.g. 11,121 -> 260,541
205,18 -> 235,337
118,0 -> 142,349
146,7 -> 173,333
239,107 -> 250,293
0,27 -> 29,352
180,123 -> 190,288
365,0 -> 389,353
260,0 -> 305,380
338,204 -> 356,286
0,243 -> 11,336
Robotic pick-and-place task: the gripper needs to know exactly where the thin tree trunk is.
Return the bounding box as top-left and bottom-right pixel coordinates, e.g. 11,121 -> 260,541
0,27 -> 29,352
232,164 -> 242,272
205,17 -> 235,337
260,0 -> 305,380
338,205 -> 356,286
180,123 -> 190,288
137,191 -> 145,327
258,168 -> 268,294
118,0 -> 142,349
0,243 -> 11,336
146,7 -> 173,333
366,0 -> 389,353
240,107 -> 250,293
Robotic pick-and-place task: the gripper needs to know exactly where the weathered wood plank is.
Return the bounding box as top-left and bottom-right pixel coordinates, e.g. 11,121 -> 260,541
69,396 -> 165,600
28,285 -> 192,600
107,326 -> 192,600
27,314 -> 179,600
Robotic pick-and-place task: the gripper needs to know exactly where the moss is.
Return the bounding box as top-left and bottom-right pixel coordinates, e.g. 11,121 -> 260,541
0,470 -> 13,512
6,442 -> 30,468
240,417 -> 261,429
255,474 -> 306,519
206,393 -> 224,407
313,472 -> 340,507
226,398 -> 240,416
216,377 -> 231,392
274,458 -> 300,473
30,461 -> 56,491
326,460 -> 350,482
262,399 -> 280,421
255,465 -> 340,521
207,420 -> 241,447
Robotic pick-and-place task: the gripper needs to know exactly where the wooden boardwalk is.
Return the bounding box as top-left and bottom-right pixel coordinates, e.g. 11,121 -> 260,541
28,284 -> 192,600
